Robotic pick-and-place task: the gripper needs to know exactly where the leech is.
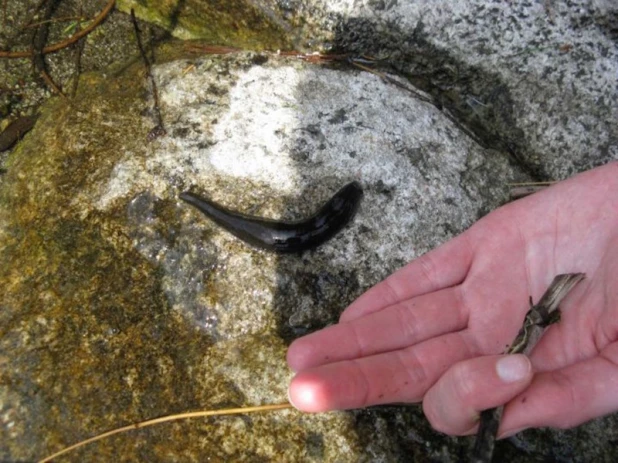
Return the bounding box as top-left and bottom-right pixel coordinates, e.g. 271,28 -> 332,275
179,182 -> 363,253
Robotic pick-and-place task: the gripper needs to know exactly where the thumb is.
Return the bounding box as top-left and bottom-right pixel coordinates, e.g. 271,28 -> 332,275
423,354 -> 533,435
500,342 -> 618,436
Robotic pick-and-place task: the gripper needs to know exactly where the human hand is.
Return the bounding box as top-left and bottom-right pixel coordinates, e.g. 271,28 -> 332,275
287,162 -> 618,437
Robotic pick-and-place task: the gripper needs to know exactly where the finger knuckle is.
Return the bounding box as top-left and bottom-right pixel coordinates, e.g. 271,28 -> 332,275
422,395 -> 451,434
451,361 -> 478,403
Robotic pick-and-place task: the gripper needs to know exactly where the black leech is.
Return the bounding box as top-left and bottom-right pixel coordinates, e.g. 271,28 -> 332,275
179,182 -> 363,253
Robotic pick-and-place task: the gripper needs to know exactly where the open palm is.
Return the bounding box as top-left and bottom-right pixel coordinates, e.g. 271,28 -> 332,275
287,162 -> 618,436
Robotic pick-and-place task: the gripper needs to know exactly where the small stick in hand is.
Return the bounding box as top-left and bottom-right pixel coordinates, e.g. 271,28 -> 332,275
471,273 -> 585,463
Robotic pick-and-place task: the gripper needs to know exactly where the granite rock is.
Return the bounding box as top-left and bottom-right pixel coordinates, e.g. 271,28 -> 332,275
0,1 -> 617,461
0,45 -> 513,462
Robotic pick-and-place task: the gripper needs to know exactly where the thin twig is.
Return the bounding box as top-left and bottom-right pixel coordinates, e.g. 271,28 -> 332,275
22,14 -> 87,29
69,2 -> 86,98
131,8 -> 165,141
349,59 -> 433,104
471,273 -> 585,463
32,0 -> 65,96
510,185 -> 548,199
0,0 -> 115,58
38,402 -> 294,463
507,181 -> 556,186
509,181 -> 556,199
183,43 -> 243,55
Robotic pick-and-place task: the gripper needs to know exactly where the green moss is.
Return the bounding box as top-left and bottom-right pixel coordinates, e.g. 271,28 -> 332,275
0,49 -> 204,460
118,0 -> 292,50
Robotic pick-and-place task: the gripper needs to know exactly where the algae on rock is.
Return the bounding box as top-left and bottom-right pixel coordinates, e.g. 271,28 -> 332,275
118,0 -> 293,50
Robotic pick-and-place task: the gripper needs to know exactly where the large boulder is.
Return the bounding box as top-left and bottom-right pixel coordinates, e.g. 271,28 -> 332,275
0,45 -> 514,461
1,1 -> 617,461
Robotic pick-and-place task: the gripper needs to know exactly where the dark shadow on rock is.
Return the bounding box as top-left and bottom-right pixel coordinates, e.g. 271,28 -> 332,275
274,245 -> 361,345
168,0 -> 187,32
330,16 -> 543,179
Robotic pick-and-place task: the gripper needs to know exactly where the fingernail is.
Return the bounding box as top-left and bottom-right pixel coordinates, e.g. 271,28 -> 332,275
496,355 -> 531,383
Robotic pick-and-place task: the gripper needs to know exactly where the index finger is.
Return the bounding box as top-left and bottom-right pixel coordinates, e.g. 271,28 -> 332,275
341,230 -> 475,322
287,285 -> 470,372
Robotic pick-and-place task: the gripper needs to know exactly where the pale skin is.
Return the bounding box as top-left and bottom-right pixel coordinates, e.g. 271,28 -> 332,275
287,161 -> 618,437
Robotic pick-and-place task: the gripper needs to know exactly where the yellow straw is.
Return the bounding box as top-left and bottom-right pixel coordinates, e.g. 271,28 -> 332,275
39,402 -> 294,463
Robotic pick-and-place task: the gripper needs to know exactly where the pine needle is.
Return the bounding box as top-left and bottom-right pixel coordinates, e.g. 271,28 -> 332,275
38,402 -> 294,463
